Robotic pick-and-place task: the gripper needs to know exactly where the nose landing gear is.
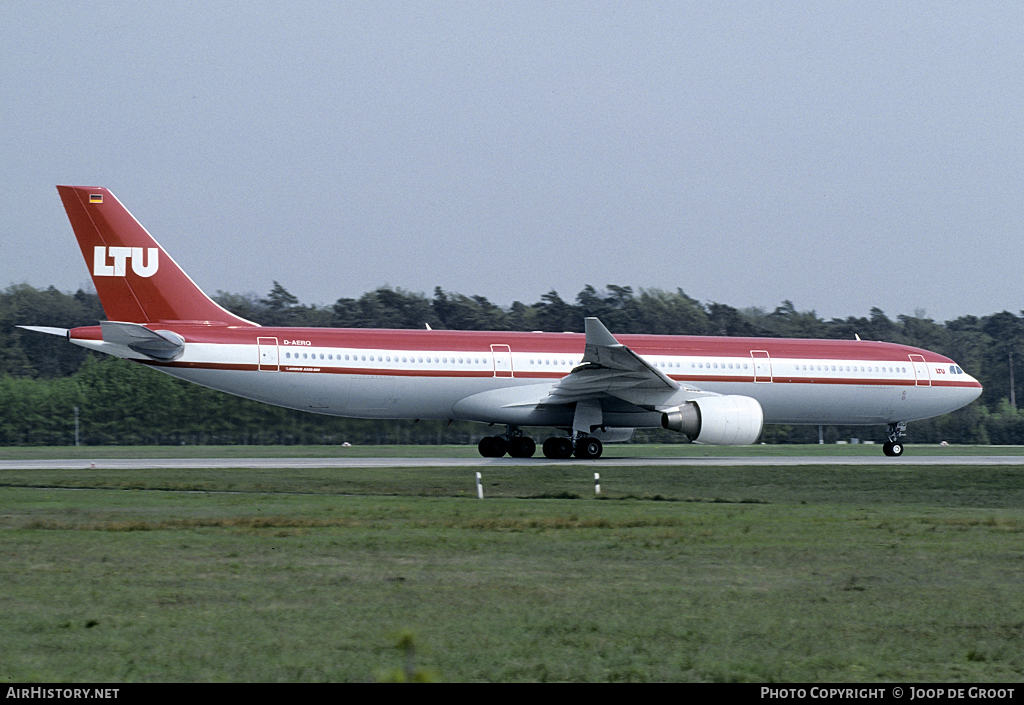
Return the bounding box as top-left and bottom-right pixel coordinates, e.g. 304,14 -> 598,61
882,422 -> 907,457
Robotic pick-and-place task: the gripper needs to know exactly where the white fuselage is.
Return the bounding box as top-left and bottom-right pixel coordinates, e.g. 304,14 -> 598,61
68,326 -> 983,430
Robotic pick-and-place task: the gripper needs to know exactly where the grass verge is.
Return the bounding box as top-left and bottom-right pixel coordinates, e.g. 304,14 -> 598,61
2,462 -> 1023,682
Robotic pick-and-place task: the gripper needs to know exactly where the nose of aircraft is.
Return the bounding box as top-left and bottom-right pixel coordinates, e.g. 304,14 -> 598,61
957,374 -> 983,408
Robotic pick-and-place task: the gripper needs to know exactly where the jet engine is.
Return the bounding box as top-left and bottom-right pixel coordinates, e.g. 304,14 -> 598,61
661,395 -> 764,445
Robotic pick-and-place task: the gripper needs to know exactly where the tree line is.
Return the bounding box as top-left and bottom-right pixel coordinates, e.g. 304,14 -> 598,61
2,281 -> 1022,446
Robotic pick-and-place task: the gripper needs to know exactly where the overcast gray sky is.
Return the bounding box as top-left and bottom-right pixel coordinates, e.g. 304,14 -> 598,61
3,1 -> 1022,323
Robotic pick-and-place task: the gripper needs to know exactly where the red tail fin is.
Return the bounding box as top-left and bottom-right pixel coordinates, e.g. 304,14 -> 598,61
57,186 -> 257,326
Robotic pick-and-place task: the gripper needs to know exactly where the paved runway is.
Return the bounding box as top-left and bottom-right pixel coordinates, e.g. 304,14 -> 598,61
3,455 -> 1024,470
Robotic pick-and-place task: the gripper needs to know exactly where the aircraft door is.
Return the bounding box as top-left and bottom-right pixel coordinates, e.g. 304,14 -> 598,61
491,344 -> 513,378
909,354 -> 930,387
258,337 -> 279,371
751,350 -> 772,382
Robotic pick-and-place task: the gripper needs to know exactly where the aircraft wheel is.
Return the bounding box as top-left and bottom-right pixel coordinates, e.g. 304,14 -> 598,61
477,437 -> 493,457
574,437 -> 603,459
478,436 -> 508,458
882,441 -> 904,457
508,436 -> 536,458
542,437 -> 573,459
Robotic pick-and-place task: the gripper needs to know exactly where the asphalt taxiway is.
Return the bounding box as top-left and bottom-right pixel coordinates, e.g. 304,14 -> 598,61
3,455 -> 1024,470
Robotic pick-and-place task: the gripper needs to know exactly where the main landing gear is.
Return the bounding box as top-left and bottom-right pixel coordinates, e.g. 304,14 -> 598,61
478,429 -> 536,458
542,434 -> 603,460
882,421 -> 907,457
477,428 -> 603,460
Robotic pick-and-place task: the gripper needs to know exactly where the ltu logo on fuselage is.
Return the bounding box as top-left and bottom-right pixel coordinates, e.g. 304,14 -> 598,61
93,246 -> 159,278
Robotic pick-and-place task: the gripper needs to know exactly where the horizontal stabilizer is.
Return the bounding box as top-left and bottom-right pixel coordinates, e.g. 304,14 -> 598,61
101,321 -> 185,361
17,326 -> 69,338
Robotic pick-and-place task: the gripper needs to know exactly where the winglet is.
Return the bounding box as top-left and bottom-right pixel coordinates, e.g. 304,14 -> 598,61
584,317 -> 621,348
550,317 -> 679,403
582,316 -> 677,389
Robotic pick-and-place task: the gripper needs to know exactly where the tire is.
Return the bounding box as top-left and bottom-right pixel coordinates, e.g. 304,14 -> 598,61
574,437 -> 603,459
883,441 -> 905,457
478,436 -> 508,458
543,437 -> 573,459
508,436 -> 536,458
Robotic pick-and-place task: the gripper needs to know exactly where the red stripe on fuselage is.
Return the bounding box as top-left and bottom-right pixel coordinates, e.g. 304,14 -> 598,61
77,323 -> 981,391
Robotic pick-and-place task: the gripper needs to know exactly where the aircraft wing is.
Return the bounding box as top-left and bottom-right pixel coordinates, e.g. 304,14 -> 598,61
545,318 -> 682,407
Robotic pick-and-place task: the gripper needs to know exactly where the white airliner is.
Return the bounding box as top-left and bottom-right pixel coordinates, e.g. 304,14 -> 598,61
21,186 -> 982,458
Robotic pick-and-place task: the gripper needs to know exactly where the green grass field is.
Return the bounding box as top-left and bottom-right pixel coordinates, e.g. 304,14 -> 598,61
2,446 -> 1024,682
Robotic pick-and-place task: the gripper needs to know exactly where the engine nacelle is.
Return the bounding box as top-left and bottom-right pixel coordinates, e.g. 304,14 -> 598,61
661,395 -> 764,445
